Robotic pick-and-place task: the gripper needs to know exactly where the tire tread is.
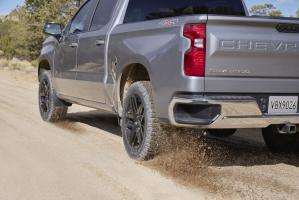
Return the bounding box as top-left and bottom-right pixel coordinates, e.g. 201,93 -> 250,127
39,71 -> 68,122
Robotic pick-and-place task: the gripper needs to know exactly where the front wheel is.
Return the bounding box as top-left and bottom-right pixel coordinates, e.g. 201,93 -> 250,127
38,71 -> 68,122
262,125 -> 299,152
121,81 -> 162,161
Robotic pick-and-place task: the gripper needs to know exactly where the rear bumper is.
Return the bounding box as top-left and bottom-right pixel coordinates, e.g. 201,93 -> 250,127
168,95 -> 299,129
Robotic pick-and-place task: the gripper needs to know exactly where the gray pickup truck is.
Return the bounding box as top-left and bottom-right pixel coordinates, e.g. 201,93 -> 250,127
39,0 -> 299,160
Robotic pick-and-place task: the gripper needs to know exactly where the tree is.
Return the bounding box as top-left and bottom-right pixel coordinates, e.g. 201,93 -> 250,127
297,8 -> 299,18
0,7 -> 28,59
0,0 -> 79,61
250,4 -> 283,17
24,0 -> 78,60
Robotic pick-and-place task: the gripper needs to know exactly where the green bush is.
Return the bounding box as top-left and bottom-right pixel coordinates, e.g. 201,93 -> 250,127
0,0 -> 78,61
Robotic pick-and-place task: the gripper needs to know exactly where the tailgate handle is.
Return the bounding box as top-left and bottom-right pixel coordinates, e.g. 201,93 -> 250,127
276,23 -> 299,33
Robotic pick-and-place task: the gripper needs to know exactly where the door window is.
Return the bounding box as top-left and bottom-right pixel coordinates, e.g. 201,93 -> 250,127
90,0 -> 118,31
69,0 -> 95,34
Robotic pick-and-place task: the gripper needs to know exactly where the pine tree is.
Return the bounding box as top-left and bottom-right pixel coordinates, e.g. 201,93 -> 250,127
24,0 -> 78,60
0,0 -> 79,60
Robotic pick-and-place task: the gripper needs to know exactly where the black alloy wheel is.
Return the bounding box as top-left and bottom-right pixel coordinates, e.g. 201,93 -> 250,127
124,94 -> 146,151
39,78 -> 51,117
121,81 -> 163,161
38,71 -> 68,122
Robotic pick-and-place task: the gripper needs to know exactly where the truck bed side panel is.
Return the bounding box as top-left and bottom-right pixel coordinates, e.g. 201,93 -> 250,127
109,16 -> 207,119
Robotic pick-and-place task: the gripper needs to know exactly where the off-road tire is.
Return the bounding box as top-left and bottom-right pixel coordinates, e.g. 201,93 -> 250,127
38,71 -> 68,122
262,125 -> 299,152
122,81 -> 162,161
208,129 -> 237,138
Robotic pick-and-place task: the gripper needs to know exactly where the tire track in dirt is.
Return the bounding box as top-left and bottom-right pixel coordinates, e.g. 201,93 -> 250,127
0,70 -> 210,200
1,70 -> 298,200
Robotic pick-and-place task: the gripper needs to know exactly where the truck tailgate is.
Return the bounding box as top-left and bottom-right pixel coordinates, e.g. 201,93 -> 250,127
205,16 -> 299,93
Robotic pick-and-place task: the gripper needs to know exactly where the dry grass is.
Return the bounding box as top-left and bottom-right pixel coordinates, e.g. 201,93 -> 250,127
0,58 -> 36,73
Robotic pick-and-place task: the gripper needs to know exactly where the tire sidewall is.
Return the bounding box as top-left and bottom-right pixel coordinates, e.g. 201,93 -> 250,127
38,71 -> 55,122
122,82 -> 153,160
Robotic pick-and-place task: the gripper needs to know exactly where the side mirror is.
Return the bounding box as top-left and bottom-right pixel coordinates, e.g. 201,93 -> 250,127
43,23 -> 62,38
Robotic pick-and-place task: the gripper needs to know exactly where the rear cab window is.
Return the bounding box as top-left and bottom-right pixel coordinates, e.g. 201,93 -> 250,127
124,0 -> 246,23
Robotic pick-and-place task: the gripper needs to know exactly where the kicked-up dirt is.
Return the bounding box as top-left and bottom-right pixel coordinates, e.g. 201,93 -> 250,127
0,69 -> 298,200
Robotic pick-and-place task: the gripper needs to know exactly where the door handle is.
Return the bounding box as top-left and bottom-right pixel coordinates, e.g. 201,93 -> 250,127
95,40 -> 105,46
69,43 -> 78,48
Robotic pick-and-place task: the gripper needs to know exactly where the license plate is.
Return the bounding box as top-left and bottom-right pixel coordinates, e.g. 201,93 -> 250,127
268,96 -> 298,115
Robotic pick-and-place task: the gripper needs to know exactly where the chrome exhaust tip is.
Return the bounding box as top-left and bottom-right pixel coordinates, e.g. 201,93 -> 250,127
277,124 -> 297,134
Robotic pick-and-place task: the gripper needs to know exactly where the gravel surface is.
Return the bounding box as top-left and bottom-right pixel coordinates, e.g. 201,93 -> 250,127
0,70 -> 298,200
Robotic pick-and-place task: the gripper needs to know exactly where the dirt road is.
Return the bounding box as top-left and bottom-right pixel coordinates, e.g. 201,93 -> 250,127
0,70 -> 298,200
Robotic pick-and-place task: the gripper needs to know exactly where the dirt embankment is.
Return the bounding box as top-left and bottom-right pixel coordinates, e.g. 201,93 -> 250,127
0,69 -> 298,200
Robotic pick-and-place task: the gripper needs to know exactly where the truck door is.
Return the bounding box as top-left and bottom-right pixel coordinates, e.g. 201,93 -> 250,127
76,0 -> 118,104
54,0 -> 95,97
54,33 -> 78,97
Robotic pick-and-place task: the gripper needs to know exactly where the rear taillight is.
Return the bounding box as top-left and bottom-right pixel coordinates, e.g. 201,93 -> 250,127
183,24 -> 206,77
